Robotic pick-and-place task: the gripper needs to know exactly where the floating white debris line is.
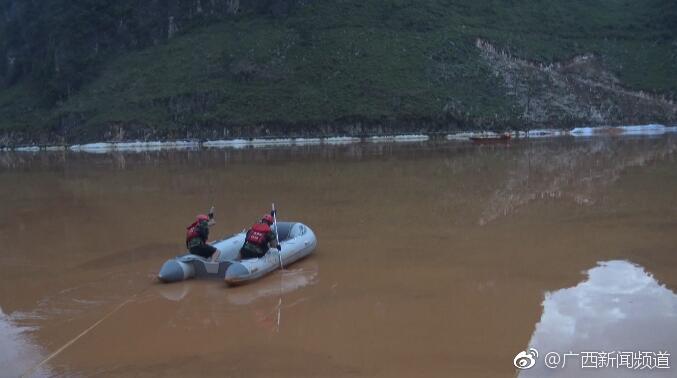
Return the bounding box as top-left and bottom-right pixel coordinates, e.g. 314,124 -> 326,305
5,123 -> 675,154
249,138 -> 294,147
368,136 -> 393,143
617,124 -> 669,136
204,137 -> 324,148
203,139 -> 249,149
116,141 -> 198,151
293,138 -> 322,145
446,131 -> 504,140
70,142 -> 113,153
323,136 -> 361,145
445,132 -> 475,140
69,143 -> 115,153
204,137 -> 331,148
68,140 -> 200,153
448,129 -> 562,140
526,129 -> 567,138
393,134 -> 429,142
115,142 -> 160,152
14,146 -> 40,152
571,124 -> 674,137
368,134 -> 430,143
157,141 -> 199,150
570,127 -> 595,136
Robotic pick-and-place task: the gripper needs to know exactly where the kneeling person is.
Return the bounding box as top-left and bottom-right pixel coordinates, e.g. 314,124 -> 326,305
186,209 -> 219,261
240,214 -> 280,259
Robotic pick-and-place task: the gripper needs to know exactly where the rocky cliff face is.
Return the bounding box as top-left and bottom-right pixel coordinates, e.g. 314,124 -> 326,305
476,39 -> 677,126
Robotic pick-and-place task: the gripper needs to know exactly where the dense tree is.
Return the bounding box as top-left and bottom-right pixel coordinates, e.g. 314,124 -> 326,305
0,0 -> 297,102
0,0 -> 672,139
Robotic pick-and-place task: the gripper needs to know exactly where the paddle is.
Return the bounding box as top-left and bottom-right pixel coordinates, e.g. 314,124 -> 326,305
208,205 -> 215,225
206,205 -> 221,262
272,203 -> 283,269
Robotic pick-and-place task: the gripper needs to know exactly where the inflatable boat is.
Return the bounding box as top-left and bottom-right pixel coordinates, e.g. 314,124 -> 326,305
158,221 -> 317,285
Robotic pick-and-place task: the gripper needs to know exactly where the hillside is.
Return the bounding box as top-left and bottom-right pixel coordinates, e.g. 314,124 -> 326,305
0,0 -> 676,145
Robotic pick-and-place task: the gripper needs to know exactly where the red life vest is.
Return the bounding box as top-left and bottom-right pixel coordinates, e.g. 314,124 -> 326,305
246,222 -> 271,247
185,220 -> 208,248
186,226 -> 199,243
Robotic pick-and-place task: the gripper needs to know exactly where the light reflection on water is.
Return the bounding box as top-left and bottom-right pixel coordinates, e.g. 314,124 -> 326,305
153,262 -> 319,335
0,306 -> 51,377
479,138 -> 677,225
521,261 -> 677,377
155,262 -> 319,306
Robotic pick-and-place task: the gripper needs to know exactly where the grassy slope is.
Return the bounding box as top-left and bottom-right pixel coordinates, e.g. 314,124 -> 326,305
2,0 -> 676,134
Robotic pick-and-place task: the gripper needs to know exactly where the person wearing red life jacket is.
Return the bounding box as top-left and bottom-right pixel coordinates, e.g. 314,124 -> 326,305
240,213 -> 280,259
186,207 -> 219,261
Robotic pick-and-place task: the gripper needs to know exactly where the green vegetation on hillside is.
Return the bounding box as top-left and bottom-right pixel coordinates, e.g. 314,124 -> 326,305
0,0 -> 675,139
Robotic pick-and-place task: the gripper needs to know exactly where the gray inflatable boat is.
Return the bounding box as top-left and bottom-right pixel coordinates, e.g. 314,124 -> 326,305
158,222 -> 317,285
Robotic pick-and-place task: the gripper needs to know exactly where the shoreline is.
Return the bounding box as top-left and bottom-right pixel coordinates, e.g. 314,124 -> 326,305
2,124 -> 676,154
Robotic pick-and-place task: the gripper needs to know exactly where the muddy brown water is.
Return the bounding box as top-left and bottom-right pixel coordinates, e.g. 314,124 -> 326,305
1,136 -> 676,377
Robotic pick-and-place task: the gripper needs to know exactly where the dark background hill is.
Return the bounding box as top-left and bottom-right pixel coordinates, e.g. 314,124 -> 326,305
0,0 -> 676,145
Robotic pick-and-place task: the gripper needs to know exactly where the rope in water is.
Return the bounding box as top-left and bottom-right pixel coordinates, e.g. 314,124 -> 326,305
21,291 -> 142,377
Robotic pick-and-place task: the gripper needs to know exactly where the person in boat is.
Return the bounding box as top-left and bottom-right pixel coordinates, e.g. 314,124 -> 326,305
186,207 -> 220,261
240,213 -> 280,259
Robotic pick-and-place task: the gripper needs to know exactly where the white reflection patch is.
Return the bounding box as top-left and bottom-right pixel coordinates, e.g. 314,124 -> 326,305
0,306 -> 50,377
520,260 -> 677,377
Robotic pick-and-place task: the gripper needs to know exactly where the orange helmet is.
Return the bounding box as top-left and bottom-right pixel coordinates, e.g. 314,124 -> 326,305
261,214 -> 274,225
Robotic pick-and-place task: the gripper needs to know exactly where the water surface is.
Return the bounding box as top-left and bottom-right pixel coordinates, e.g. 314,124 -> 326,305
1,136 -> 676,377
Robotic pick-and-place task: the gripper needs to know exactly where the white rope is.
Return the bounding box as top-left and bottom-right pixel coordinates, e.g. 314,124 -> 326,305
22,295 -> 136,377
